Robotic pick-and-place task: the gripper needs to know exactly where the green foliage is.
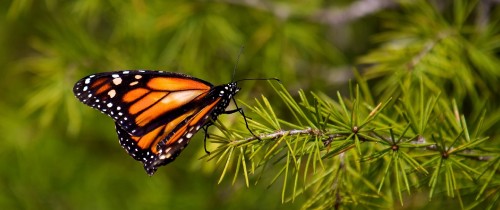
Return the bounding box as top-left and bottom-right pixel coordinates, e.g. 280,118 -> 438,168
204,0 -> 499,209
210,80 -> 497,209
1,0 -> 498,209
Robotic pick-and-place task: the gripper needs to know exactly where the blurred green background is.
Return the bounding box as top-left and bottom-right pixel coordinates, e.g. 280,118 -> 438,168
0,1 -> 351,209
0,0 -> 497,209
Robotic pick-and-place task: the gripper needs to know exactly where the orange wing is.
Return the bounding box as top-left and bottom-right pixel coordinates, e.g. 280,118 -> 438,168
73,70 -> 213,136
74,70 -> 240,175
115,98 -> 222,175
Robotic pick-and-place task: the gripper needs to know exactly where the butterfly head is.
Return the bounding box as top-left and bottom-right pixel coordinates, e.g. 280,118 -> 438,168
220,82 -> 240,96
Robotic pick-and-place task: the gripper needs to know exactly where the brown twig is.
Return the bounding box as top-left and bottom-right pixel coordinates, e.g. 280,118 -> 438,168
312,0 -> 397,26
234,127 -> 325,143
224,0 -> 399,25
228,128 -> 493,161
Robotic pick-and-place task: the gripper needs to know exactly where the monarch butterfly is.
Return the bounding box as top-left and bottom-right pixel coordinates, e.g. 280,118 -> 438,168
73,70 -> 276,175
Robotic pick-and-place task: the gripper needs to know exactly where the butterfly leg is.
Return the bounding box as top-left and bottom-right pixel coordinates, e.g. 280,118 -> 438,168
221,108 -> 240,114
202,123 -> 212,155
226,97 -> 261,141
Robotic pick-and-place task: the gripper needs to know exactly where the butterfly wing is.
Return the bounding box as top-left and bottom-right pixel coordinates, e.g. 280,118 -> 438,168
115,96 -> 224,175
73,70 -> 213,136
74,70 -> 238,175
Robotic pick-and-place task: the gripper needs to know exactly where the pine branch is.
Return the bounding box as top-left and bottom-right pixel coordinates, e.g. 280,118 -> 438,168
230,127 -> 493,162
205,1 -> 500,207
234,128 -> 326,142
207,80 -> 497,208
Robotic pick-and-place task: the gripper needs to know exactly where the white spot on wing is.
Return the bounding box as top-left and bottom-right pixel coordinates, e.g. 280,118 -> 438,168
135,75 -> 142,79
112,78 -> 122,85
108,89 -> 116,98
107,102 -> 113,108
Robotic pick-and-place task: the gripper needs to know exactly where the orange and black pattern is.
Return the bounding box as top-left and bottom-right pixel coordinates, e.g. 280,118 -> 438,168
73,70 -> 240,175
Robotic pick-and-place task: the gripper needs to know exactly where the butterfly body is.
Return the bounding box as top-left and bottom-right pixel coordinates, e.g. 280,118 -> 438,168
73,70 -> 240,175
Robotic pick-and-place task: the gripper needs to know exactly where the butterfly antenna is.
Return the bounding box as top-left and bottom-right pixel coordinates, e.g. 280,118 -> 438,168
235,78 -> 282,84
232,46 -> 245,82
